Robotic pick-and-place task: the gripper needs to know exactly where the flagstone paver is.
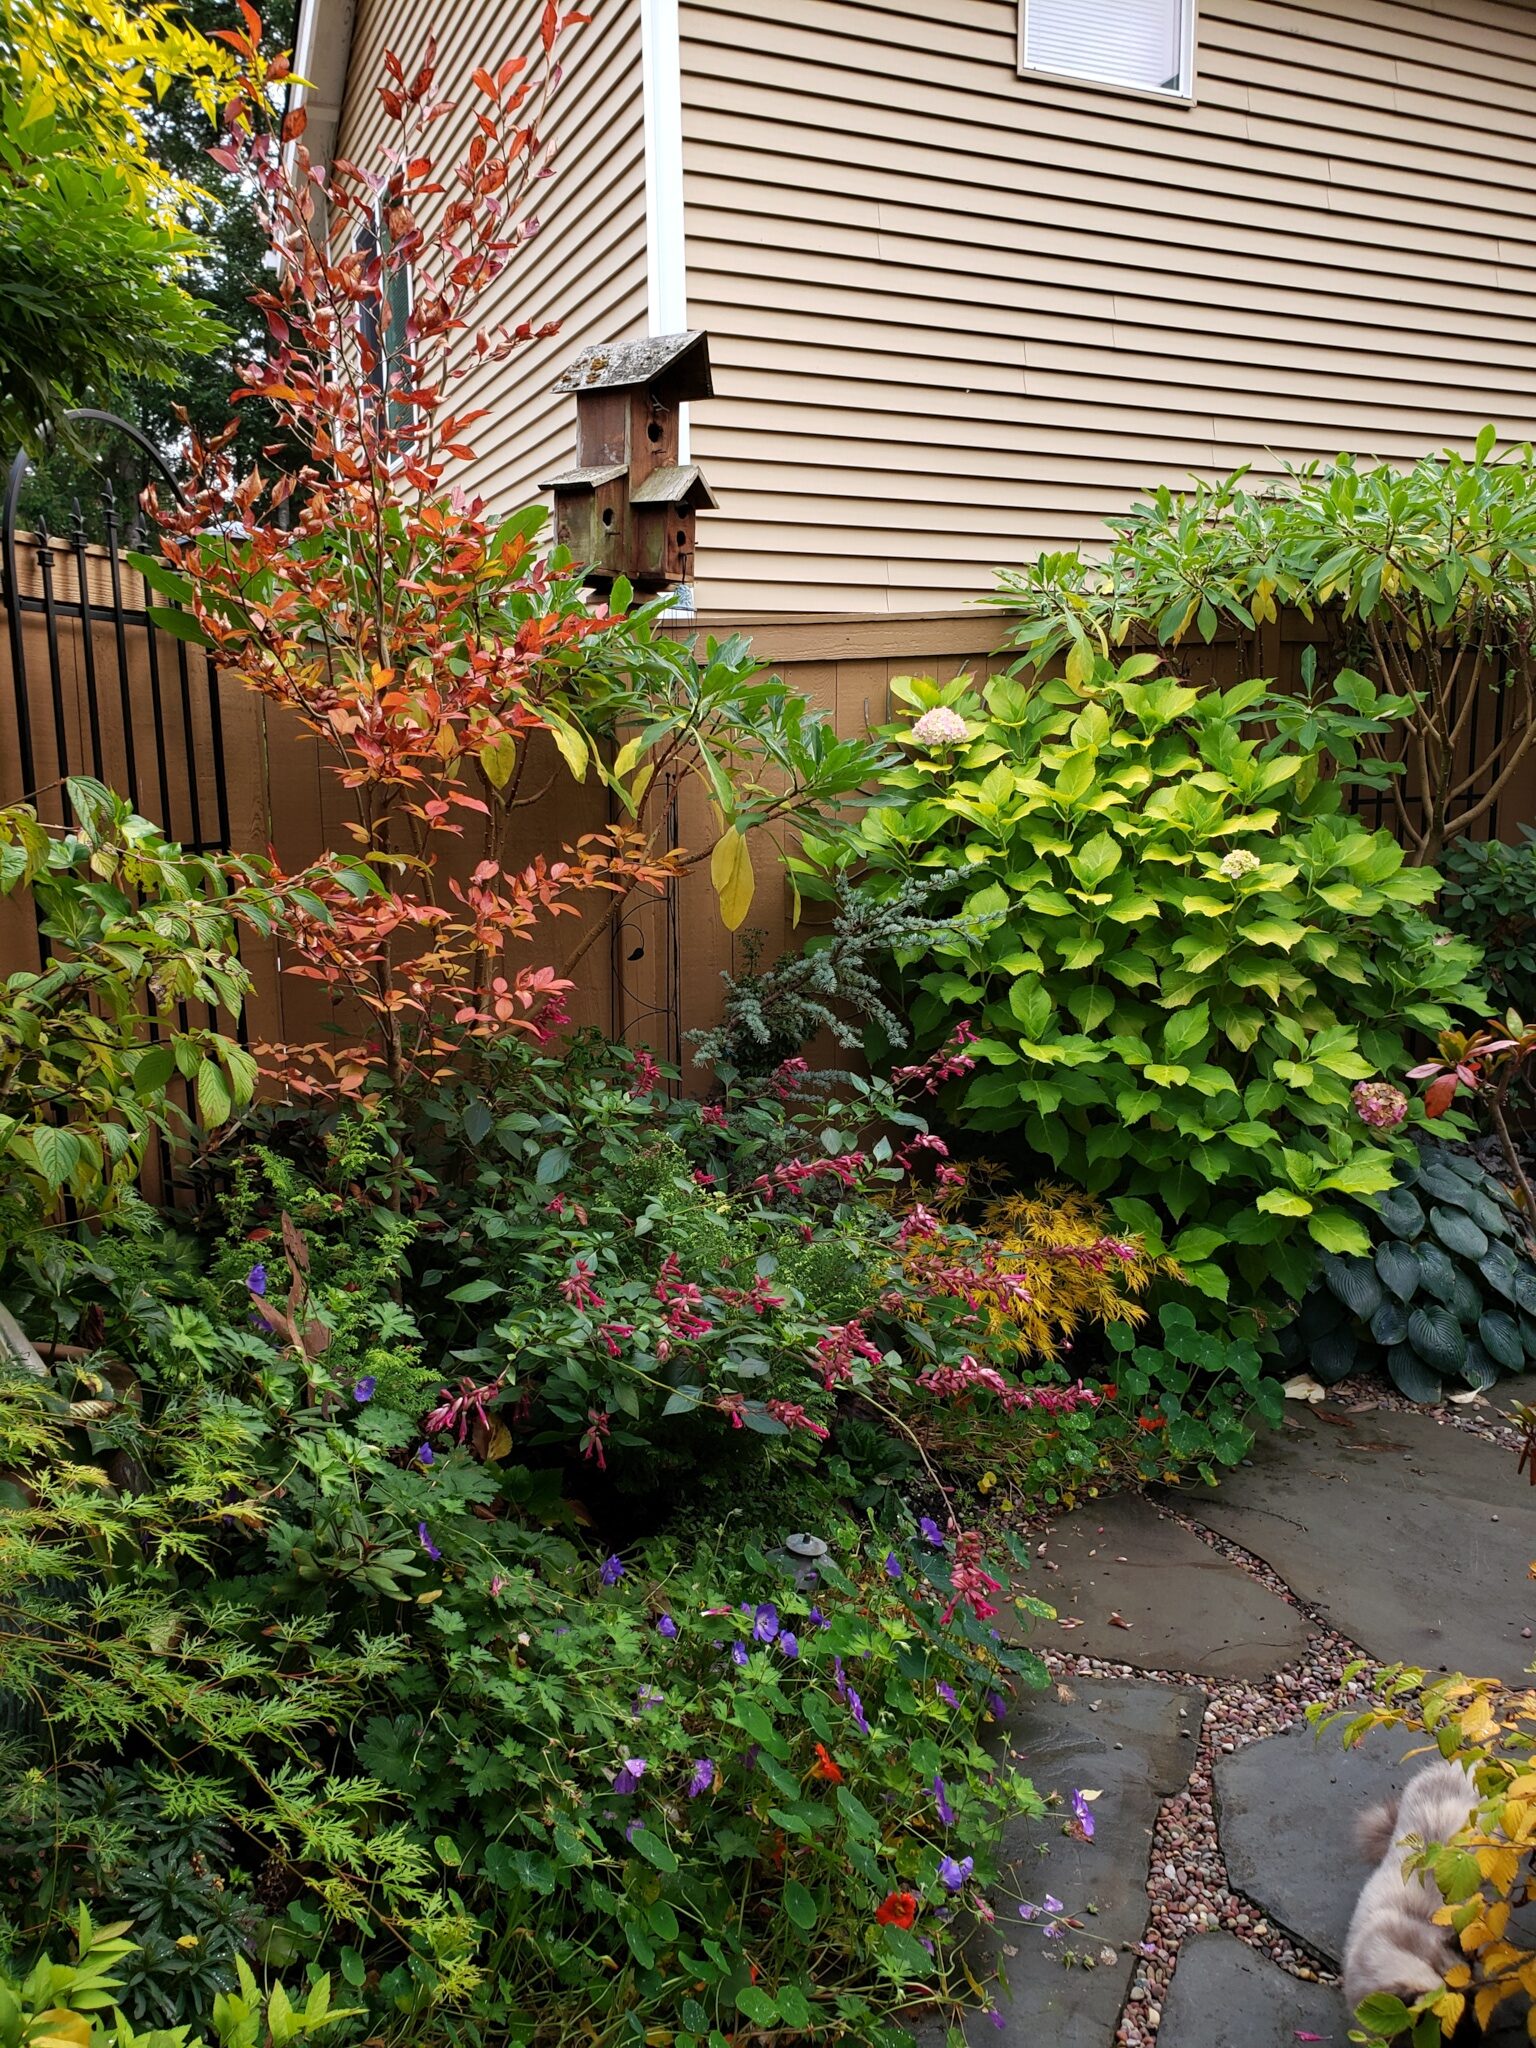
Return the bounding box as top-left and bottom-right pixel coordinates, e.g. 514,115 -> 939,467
1155,1933 -> 1343,2048
1029,1495 -> 1316,1678
1212,1717 -> 1432,1958
978,1676 -> 1205,2047
954,1392 -> 1536,2048
1158,1404 -> 1536,1682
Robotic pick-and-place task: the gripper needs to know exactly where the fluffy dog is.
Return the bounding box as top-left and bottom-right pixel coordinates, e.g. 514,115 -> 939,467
1343,1759 -> 1475,2018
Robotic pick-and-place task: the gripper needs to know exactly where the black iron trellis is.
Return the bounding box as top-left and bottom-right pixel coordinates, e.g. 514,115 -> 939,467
0,411 -> 244,1201
1,408 -> 232,860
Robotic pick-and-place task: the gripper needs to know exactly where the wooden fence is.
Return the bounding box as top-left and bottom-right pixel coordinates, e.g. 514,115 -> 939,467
0,537 -> 1013,1064
6,524 -> 1536,1087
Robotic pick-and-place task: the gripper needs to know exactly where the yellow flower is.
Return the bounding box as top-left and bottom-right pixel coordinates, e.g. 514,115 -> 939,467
978,1470 -> 996,1494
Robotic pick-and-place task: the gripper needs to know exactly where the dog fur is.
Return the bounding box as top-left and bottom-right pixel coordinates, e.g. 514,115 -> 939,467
1343,1759 -> 1475,2018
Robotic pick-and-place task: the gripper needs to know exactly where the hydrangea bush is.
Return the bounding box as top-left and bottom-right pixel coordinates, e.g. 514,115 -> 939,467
805,658 -> 1483,1317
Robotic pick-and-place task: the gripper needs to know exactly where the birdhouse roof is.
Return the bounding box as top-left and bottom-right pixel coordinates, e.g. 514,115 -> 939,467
538,463 -> 628,492
629,464 -> 720,512
553,331 -> 714,404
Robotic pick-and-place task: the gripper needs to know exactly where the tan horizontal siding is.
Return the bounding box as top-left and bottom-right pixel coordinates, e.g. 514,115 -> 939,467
680,0 -> 1536,611
334,0 -> 646,515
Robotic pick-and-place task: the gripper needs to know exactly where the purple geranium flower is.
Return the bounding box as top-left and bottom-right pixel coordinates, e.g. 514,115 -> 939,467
246,1264 -> 267,1297
612,1756 -> 647,1795
1044,1894 -> 1064,1915
987,1691 -> 1007,1722
938,1855 -> 973,1893
936,1681 -> 958,1708
417,1443 -> 434,1466
731,1640 -> 749,1667
417,1521 -> 441,1562
657,1614 -> 678,1638
600,1555 -> 625,1586
779,1631 -> 799,1660
1018,1903 -> 1037,1922
919,1516 -> 946,1548
934,1775 -> 955,1826
832,1655 -> 847,1699
752,1602 -> 779,1643
687,1758 -> 715,1798
884,1553 -> 902,1580
352,1375 -> 376,1403
807,1606 -> 827,1628
847,1687 -> 869,1736
1072,1788 -> 1095,1840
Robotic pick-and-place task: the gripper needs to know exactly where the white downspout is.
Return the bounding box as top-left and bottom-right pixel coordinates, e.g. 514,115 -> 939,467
641,0 -> 689,461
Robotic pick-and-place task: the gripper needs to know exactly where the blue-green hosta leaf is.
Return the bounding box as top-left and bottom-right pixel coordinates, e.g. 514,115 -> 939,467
1387,1344 -> 1444,1404
1321,1253 -> 1383,1323
1374,1185 -> 1425,1240
1370,1299 -> 1409,1347
1447,1266 -> 1482,1326
1461,1339 -> 1501,1392
1429,1205 -> 1489,1260
1311,1329 -> 1358,1384
1407,1303 -> 1468,1376
1478,1311 -> 1525,1373
1376,1240 -> 1420,1303
1415,1241 -> 1459,1305
1479,1243 -> 1520,1302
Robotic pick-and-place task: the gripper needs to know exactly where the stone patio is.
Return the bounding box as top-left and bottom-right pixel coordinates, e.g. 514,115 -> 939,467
976,1397 -> 1536,2048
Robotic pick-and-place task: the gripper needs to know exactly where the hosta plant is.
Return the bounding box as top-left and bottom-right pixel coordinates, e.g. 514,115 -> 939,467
1281,1140 -> 1536,1402
812,658 -> 1483,1317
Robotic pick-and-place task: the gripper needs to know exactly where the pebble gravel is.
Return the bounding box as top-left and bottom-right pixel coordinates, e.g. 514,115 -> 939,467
1002,1384 -> 1531,2042
1037,1490 -> 1380,2045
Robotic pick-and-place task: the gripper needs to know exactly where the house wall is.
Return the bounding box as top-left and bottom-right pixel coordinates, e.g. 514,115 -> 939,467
333,0 -> 649,511
679,0 -> 1536,613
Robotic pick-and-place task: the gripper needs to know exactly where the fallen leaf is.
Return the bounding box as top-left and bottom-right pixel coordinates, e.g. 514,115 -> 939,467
1282,1373 -> 1327,1404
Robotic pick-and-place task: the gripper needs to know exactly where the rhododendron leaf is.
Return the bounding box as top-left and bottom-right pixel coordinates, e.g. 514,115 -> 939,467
710,827 -> 754,931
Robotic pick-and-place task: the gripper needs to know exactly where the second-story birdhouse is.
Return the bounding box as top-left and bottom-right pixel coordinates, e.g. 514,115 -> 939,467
542,330 -> 718,593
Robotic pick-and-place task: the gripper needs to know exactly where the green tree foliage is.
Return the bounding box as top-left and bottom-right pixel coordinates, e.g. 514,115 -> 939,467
0,1 -> 235,452
992,433 -> 1536,863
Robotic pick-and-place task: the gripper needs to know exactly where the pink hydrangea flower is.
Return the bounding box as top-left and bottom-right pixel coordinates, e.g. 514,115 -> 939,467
1352,1080 -> 1408,1130
910,706 -> 970,747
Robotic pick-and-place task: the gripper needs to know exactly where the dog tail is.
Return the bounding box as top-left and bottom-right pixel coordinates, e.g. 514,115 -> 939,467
1356,1798 -> 1400,1864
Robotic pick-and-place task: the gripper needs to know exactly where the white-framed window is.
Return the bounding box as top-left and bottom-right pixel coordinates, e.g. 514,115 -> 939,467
1019,0 -> 1194,100
355,210 -> 414,435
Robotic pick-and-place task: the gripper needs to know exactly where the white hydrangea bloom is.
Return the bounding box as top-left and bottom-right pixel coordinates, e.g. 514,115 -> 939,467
909,707 -> 970,747
1218,848 -> 1261,880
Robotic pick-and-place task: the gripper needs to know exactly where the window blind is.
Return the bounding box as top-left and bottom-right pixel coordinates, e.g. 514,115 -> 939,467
1023,0 -> 1187,94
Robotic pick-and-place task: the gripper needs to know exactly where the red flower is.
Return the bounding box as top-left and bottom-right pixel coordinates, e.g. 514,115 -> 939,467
875,1891 -> 918,1929
810,1742 -> 843,1783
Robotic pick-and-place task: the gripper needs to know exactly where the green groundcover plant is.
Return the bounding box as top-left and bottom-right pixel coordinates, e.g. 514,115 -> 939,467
807,657 -> 1483,1319
0,1320 -> 1046,2045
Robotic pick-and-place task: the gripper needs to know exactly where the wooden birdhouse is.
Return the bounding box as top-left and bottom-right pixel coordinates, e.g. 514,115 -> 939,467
542,330 -> 718,593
